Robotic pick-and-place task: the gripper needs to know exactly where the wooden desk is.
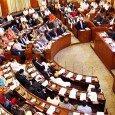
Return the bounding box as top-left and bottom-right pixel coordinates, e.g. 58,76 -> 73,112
45,34 -> 71,61
77,29 -> 91,43
94,32 -> 115,70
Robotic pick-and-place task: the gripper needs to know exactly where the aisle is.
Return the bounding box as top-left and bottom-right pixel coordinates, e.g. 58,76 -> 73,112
54,43 -> 115,114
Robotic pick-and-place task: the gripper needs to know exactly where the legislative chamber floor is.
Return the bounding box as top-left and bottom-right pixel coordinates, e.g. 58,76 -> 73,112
54,43 -> 115,114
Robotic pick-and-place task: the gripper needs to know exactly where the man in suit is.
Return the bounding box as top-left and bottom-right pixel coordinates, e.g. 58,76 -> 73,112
15,69 -> 31,88
75,19 -> 87,30
45,30 -> 52,41
32,57 -> 45,73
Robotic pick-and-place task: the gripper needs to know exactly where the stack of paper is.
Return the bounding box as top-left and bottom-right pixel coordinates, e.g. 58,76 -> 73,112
73,112 -> 80,115
80,93 -> 86,101
76,75 -> 83,81
86,77 -> 92,83
69,88 -> 78,99
41,103 -> 46,107
58,68 -> 66,75
51,84 -> 56,89
31,72 -> 37,78
46,106 -> 56,115
88,92 -> 97,102
97,112 -> 104,115
42,80 -> 48,87
66,72 -> 74,78
59,87 -> 67,96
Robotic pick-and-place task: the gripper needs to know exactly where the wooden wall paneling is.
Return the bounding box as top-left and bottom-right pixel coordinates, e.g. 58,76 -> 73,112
59,0 -> 67,4
0,0 -> 9,16
30,0 -> 39,8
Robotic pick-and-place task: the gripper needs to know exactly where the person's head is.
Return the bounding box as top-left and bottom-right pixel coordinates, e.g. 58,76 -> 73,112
50,94 -> 55,99
64,97 -> 69,104
81,100 -> 87,107
19,69 -> 24,74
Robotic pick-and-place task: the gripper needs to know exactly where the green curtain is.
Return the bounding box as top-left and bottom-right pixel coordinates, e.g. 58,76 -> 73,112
7,0 -> 31,13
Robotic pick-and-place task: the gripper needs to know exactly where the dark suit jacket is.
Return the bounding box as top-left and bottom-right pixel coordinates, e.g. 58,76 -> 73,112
56,28 -> 63,36
49,30 -> 57,38
33,59 -> 45,72
75,21 -> 87,30
47,22 -> 54,29
15,72 -> 30,87
45,32 -> 52,41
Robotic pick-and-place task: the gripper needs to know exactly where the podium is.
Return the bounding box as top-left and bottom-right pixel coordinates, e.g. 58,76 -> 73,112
77,29 -> 91,43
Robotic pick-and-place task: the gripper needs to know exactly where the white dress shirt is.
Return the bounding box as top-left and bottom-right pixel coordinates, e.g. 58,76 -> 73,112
23,10 -> 29,16
29,8 -> 35,14
7,15 -> 14,21
77,105 -> 92,114
0,28 -> 4,36
20,16 -> 28,23
91,2 -> 98,9
44,10 -> 51,16
33,13 -> 39,19
13,42 -> 24,51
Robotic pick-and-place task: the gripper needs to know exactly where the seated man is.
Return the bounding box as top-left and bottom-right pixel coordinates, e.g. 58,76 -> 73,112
11,39 -> 26,63
75,19 -> 88,30
15,69 -> 31,87
59,97 -> 75,110
23,8 -> 29,16
77,100 -> 92,114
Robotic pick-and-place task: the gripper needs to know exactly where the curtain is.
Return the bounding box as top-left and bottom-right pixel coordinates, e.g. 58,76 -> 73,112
7,0 -> 31,13
0,4 -> 2,16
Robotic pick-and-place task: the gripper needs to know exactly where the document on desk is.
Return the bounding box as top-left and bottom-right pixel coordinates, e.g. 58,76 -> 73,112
59,87 -> 67,96
58,68 -> 66,75
69,88 -> 78,99
97,112 -> 104,115
66,72 -> 74,78
80,93 -> 86,101
3,69 -> 8,73
63,32 -> 69,35
10,80 -> 19,90
86,77 -> 92,83
31,72 -> 37,78
28,68 -> 34,73
42,80 -> 48,87
80,29 -> 85,31
46,105 -> 56,115
73,112 -> 80,115
4,73 -> 10,78
76,74 -> 83,81
85,28 -> 90,30
30,98 -> 36,103
88,92 -> 97,102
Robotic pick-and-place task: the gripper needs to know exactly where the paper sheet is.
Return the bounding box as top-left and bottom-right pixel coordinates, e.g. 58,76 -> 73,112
66,72 -> 74,78
97,112 -> 104,115
69,88 -> 77,99
59,87 -> 67,96
76,75 -> 83,81
88,92 -> 97,102
42,80 -> 48,87
58,68 -> 65,75
86,77 -> 92,83
31,72 -> 37,78
46,105 -> 56,115
80,93 -> 86,101
73,112 -> 80,115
